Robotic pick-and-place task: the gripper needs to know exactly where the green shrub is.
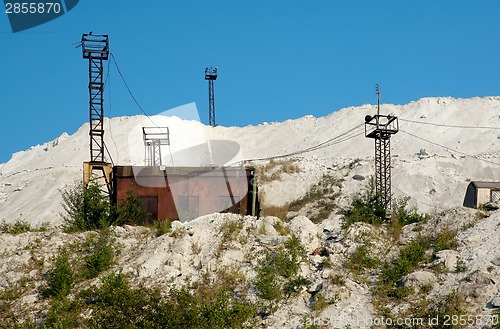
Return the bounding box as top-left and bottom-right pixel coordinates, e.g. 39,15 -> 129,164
288,174 -> 342,223
391,196 -> 430,226
433,227 -> 458,253
77,272 -> 256,329
342,178 -> 386,226
345,243 -> 378,275
0,221 -> 32,234
43,248 -> 74,300
82,229 -> 116,279
283,276 -> 311,296
61,181 -> 110,232
254,235 -> 306,300
376,236 -> 430,299
43,296 -> 82,329
115,188 -> 150,226
380,236 -> 429,286
152,219 -> 172,236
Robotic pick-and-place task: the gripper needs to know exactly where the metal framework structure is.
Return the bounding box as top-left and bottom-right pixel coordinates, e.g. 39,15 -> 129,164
364,84 -> 399,212
81,33 -> 112,193
205,67 -> 218,127
143,127 -> 170,166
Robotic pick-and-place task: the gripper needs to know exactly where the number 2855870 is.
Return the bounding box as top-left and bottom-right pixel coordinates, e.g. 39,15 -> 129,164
5,2 -> 61,14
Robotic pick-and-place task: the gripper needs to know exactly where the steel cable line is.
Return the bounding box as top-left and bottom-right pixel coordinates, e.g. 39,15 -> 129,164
399,118 -> 500,130
110,52 -> 175,165
399,129 -> 500,166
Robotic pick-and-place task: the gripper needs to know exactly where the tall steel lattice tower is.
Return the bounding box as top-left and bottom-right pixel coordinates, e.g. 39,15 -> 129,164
81,33 -> 112,194
205,66 -> 218,127
364,84 -> 399,212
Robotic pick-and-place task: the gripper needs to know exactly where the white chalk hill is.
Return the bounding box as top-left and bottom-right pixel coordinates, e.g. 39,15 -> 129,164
1,96 -> 500,226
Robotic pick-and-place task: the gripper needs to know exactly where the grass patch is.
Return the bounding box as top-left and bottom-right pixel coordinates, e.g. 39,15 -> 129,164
433,227 -> 459,253
375,236 -> 430,299
344,242 -> 378,275
43,248 -> 74,300
43,271 -> 257,329
81,229 -> 117,279
152,219 -> 172,236
262,205 -> 289,220
254,235 -> 307,301
257,159 -> 301,183
0,220 -> 49,234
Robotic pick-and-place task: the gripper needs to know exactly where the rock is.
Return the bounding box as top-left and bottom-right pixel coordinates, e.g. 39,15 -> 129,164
352,174 -> 365,181
485,202 -> 500,211
170,221 -> 183,232
465,270 -> 495,285
403,271 -> 437,291
307,281 -> 323,294
491,257 -> 500,266
257,235 -> 288,246
286,211 -> 298,220
429,188 -> 437,195
289,216 -> 319,247
312,247 -> 329,257
491,296 -> 500,308
434,250 -> 459,272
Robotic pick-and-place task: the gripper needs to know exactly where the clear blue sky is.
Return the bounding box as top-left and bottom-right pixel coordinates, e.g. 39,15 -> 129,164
1,1 -> 499,163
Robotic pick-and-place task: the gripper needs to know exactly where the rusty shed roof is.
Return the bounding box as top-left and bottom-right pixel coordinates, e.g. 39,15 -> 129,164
471,181 -> 500,189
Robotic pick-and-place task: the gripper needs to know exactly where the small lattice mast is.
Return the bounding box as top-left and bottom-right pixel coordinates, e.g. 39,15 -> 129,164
364,84 -> 399,212
205,66 -> 218,127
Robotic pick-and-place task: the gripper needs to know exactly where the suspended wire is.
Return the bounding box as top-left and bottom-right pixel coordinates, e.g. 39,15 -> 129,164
232,124 -> 365,165
399,129 -> 500,166
399,118 -> 500,130
103,58 -> 119,165
110,52 -> 175,165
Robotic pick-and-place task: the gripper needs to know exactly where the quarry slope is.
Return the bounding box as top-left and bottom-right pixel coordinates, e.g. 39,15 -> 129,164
1,96 -> 500,226
1,96 -> 500,328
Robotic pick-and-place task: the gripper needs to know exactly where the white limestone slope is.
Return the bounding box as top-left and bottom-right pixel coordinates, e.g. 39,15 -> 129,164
0,96 -> 500,226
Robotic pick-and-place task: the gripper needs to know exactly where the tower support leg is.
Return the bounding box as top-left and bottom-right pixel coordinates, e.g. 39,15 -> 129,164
83,162 -> 113,196
374,136 -> 392,213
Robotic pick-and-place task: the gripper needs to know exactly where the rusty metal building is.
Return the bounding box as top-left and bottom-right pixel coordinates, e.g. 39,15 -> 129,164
112,165 -> 259,222
463,181 -> 500,208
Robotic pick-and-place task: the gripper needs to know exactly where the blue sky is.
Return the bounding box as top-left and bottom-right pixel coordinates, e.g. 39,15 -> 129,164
1,1 -> 500,163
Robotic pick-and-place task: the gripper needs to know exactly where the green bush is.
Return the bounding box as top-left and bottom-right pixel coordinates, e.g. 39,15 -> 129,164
254,235 -> 306,300
376,236 -> 430,299
433,227 -> 458,253
82,229 -> 116,279
43,248 -> 74,300
288,174 -> 342,223
342,178 -> 386,226
0,221 -> 49,234
380,236 -> 429,286
77,272 -> 256,329
115,188 -> 150,226
345,243 -> 378,275
61,181 -> 110,232
391,196 -> 430,226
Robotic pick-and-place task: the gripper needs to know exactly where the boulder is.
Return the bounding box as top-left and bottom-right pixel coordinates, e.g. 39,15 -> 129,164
491,296 -> 500,308
491,256 -> 500,266
485,202 -> 500,211
403,271 -> 437,290
465,270 -> 495,285
434,250 -> 460,272
307,281 -> 323,294
352,174 -> 365,181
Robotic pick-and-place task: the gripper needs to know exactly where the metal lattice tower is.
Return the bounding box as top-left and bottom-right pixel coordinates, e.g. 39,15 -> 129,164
205,67 -> 218,127
143,127 -> 170,166
81,33 -> 112,194
364,84 -> 399,212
